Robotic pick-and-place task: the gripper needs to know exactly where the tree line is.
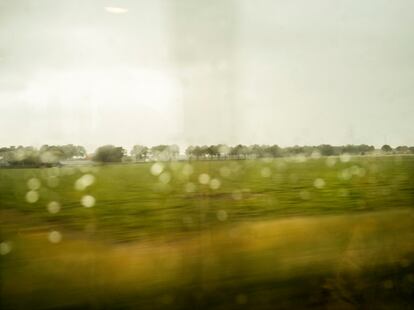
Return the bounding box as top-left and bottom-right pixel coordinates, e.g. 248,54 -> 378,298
0,145 -> 86,167
184,144 -> 414,160
1,143 -> 413,166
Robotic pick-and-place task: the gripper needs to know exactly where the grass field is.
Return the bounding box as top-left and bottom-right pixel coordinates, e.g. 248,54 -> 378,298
1,155 -> 414,309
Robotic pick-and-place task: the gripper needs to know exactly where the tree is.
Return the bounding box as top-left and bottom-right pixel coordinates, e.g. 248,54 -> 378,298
230,144 -> 249,159
150,145 -> 180,161
318,144 -> 334,156
185,146 -> 195,159
93,145 -> 125,162
354,144 -> 375,155
39,144 -> 86,162
217,144 -> 230,158
395,146 -> 409,154
169,144 -> 180,159
267,145 -> 281,157
381,144 -> 392,153
207,145 -> 220,158
250,144 -> 265,158
131,145 -> 149,161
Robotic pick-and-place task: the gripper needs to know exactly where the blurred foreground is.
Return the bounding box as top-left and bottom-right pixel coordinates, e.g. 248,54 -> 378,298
1,156 -> 414,309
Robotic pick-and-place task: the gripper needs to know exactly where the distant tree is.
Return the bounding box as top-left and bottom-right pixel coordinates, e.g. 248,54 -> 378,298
318,144 -> 334,156
341,145 -> 356,154
190,146 -> 202,159
169,144 -> 180,159
62,144 -> 86,158
250,144 -> 265,158
207,145 -> 220,158
300,146 -> 315,156
340,144 -> 374,155
200,145 -> 209,158
217,144 -> 230,158
75,145 -> 87,157
150,145 -> 180,161
39,144 -> 86,163
185,146 -> 195,159
280,145 -> 301,156
395,146 -> 409,154
187,145 -> 208,159
131,145 -> 149,161
5,146 -> 41,167
230,144 -> 249,159
39,145 -> 63,163
93,145 -> 125,162
267,145 -> 280,157
357,144 -> 375,155
151,145 -> 167,158
381,144 -> 392,153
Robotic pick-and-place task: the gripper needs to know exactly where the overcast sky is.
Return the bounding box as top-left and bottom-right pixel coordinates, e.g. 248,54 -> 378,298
1,0 -> 413,151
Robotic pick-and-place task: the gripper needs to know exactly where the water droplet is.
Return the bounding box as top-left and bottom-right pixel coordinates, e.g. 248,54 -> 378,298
159,172 -> 171,184
74,174 -> 95,191
150,163 -> 164,176
181,164 -> 193,176
310,151 -> 321,159
27,178 -> 41,190
325,157 -> 336,167
26,190 -> 39,203
294,154 -> 307,163
350,165 -> 366,177
314,178 -> 325,189
232,190 -> 243,200
299,190 -> 311,200
260,167 -> 272,177
339,169 -> 352,180
48,231 -> 62,243
185,182 -> 196,193
198,173 -> 210,185
47,176 -> 59,188
0,242 -> 12,255
219,166 -> 231,178
339,153 -> 351,163
217,210 -> 228,221
209,178 -> 221,190
47,201 -> 61,214
81,195 -> 95,208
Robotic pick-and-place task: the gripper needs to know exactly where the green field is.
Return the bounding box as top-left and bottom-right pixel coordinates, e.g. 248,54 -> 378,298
1,155 -> 414,309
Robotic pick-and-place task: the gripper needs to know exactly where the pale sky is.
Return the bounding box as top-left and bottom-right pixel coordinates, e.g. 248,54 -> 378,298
1,0 -> 413,152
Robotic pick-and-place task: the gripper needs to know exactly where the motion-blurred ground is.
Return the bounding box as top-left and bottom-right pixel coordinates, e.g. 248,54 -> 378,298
1,156 -> 414,309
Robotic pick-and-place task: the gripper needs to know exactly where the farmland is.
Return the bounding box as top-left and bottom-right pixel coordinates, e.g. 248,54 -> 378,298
1,155 -> 414,309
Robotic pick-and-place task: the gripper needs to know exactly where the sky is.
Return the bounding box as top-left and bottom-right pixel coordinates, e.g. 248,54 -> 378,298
0,0 -> 413,152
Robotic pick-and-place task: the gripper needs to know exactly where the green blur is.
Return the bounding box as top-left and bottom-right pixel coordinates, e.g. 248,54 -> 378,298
1,155 -> 414,309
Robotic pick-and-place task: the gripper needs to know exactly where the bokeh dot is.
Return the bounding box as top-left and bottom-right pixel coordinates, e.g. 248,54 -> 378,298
26,190 -> 39,203
81,195 -> 96,208
48,231 -> 62,243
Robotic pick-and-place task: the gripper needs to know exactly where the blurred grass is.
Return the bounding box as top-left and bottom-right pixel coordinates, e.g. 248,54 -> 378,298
1,155 -> 414,309
1,155 -> 413,240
